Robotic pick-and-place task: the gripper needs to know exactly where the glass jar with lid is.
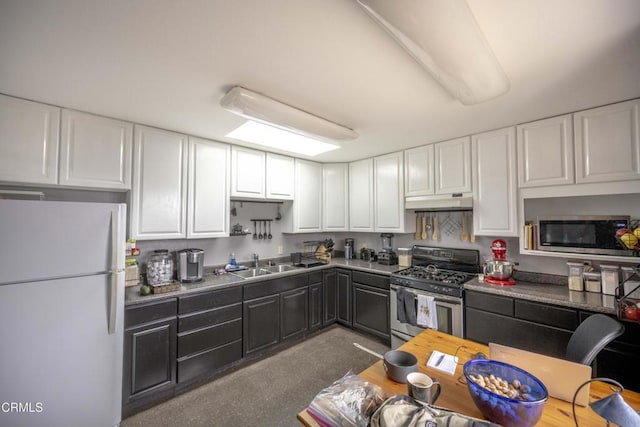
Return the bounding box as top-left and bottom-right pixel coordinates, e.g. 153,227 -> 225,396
147,249 -> 174,285
567,262 -> 584,291
583,271 -> 602,293
600,264 -> 619,295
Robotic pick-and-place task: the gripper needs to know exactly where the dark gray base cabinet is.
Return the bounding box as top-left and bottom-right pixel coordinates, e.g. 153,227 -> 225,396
177,287 -> 243,384
352,271 -> 390,340
465,290 -> 576,358
243,294 -> 280,356
337,269 -> 352,326
123,299 -> 177,417
309,272 -> 322,331
243,273 -> 309,356
465,290 -> 640,392
322,269 -> 337,326
580,312 -> 640,392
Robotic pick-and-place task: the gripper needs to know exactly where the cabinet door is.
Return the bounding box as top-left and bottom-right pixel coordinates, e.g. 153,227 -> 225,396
517,114 -> 574,188
243,295 -> 280,356
353,284 -> 390,339
323,269 -> 337,326
349,158 -> 374,232
266,153 -> 294,200
405,144 -> 434,197
374,152 -> 405,232
337,270 -> 352,326
123,318 -> 177,404
574,99 -> 640,183
309,283 -> 322,331
472,127 -> 518,236
187,137 -> 230,238
59,109 -> 132,189
231,146 -> 265,199
322,163 -> 349,231
292,159 -> 322,232
435,137 -> 471,194
280,286 -> 309,341
0,94 -> 60,185
131,125 -> 188,240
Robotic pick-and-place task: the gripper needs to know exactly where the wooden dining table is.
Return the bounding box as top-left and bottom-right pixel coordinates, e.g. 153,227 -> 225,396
297,329 -> 640,426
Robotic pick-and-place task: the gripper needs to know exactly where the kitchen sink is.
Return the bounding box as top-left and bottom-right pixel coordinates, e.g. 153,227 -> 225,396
230,268 -> 272,278
263,264 -> 299,273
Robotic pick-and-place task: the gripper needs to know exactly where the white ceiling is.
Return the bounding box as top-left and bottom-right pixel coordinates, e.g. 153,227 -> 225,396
1,0 -> 639,163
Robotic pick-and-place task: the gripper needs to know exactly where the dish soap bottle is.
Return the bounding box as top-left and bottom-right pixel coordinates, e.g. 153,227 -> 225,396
229,253 -> 237,268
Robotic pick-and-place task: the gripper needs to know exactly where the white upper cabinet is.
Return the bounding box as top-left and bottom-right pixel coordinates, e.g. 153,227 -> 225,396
322,163 -> 349,231
517,114 -> 574,188
131,125 -> 188,240
187,137 -> 230,238
574,99 -> 640,184
404,144 -> 434,197
0,94 -> 60,185
472,127 -> 518,236
283,159 -> 322,233
59,109 -> 132,190
435,137 -> 472,194
349,158 -> 375,232
374,152 -> 407,232
231,146 -> 265,199
266,153 -> 295,200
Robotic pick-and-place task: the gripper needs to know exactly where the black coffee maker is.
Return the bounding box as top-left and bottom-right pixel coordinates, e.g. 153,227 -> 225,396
360,247 -> 377,262
377,233 -> 398,265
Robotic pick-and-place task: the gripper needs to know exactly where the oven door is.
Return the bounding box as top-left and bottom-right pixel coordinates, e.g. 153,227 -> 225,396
390,285 -> 463,341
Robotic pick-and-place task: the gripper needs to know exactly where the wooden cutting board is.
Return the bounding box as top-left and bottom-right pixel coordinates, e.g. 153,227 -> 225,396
489,343 -> 592,406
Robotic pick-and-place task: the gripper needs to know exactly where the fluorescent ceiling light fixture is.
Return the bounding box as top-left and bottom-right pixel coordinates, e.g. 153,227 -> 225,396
356,0 -> 510,105
226,120 -> 340,156
220,86 -> 358,141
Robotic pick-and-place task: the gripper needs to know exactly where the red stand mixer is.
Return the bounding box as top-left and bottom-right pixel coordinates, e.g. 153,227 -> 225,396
483,239 -> 516,286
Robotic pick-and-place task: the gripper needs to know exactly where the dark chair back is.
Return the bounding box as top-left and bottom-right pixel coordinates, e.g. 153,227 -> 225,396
566,314 -> 625,365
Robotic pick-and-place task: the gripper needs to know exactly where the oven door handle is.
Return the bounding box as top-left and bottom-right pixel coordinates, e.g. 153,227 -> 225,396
391,284 -> 462,305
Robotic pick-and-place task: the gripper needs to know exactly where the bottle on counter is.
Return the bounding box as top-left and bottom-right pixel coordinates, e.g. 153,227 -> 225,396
230,253 -> 237,267
567,262 -> 584,292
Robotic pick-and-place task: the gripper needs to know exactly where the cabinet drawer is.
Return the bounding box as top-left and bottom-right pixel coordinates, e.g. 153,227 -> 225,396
178,286 -> 242,315
177,339 -> 242,383
352,271 -> 389,290
244,274 -> 307,300
178,303 -> 242,332
465,291 -> 513,316
515,300 -> 577,331
178,318 -> 242,357
125,298 -> 177,328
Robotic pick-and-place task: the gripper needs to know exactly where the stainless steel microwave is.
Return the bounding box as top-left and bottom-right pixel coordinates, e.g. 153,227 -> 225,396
537,215 -> 630,256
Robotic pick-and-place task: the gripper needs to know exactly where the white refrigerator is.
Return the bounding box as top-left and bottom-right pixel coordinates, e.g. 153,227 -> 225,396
0,200 -> 125,427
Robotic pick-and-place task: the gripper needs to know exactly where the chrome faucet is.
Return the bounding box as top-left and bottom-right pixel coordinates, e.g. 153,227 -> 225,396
252,253 -> 259,269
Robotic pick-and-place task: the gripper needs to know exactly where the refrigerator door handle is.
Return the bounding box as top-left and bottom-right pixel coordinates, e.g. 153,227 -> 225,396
108,210 -> 119,335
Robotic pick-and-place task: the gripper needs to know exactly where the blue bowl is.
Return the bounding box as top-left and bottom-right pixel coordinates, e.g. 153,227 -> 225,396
463,359 -> 548,427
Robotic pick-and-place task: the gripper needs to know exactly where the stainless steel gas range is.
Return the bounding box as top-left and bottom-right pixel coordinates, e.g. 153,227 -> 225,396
390,245 -> 480,349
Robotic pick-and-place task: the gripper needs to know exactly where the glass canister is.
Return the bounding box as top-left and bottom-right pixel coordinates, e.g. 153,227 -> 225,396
621,266 -> 640,299
567,262 -> 584,291
600,264 -> 619,295
583,271 -> 602,293
398,248 -> 412,268
147,249 -> 174,285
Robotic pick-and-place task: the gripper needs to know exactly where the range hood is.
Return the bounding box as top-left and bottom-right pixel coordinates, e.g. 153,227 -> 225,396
405,194 -> 472,211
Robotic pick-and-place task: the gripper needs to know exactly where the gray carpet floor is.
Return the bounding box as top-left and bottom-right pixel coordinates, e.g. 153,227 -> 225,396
121,326 -> 390,427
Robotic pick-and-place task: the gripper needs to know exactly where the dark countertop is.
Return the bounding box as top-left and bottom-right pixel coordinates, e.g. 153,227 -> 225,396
125,257 -> 400,305
126,257 -> 617,316
465,278 -> 617,315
